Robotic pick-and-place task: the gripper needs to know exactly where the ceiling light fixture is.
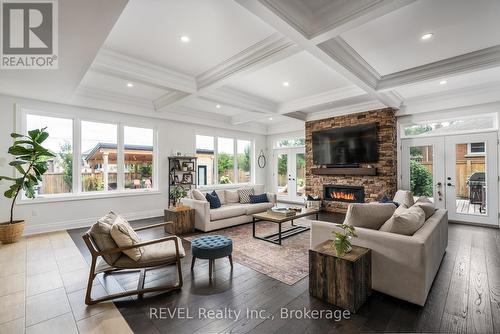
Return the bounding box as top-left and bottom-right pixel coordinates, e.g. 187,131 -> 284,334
269,117 -> 273,121
282,81 -> 290,87
126,82 -> 134,87
421,33 -> 434,40
216,104 -> 221,109
439,80 -> 447,85
180,35 -> 190,43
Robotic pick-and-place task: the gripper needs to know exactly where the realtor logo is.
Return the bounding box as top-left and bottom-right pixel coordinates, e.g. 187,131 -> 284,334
1,0 -> 58,69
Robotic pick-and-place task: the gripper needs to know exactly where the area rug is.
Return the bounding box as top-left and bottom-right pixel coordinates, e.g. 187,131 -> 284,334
184,218 -> 312,285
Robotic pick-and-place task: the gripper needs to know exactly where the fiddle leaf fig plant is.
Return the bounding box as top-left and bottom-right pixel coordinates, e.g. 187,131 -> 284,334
0,128 -> 55,224
332,223 -> 357,257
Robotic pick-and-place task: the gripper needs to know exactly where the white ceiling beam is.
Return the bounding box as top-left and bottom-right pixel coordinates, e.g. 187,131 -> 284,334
235,0 -> 403,109
308,0 -> 416,45
277,85 -> 366,114
201,86 -> 278,114
92,48 -> 197,93
196,32 -> 299,90
230,111 -> 273,125
153,91 -> 190,111
377,44 -> 500,91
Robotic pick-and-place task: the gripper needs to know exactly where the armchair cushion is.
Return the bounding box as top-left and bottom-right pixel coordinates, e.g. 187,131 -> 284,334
110,215 -> 144,261
380,205 -> 425,235
111,237 -> 185,269
414,197 -> 436,220
344,203 -> 396,230
393,190 -> 415,207
88,211 -> 120,265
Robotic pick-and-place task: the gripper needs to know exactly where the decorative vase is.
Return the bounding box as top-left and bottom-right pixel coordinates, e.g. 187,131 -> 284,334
0,220 -> 25,244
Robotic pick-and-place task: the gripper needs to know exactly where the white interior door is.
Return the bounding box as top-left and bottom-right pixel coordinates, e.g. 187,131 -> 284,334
444,132 -> 498,226
401,137 -> 445,209
274,147 -> 305,203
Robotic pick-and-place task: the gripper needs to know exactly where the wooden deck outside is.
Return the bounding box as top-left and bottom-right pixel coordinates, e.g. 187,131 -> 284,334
456,198 -> 486,215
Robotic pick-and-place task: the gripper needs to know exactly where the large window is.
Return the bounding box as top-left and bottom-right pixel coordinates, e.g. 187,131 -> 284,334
196,135 -> 253,186
21,110 -> 157,198
81,121 -> 118,192
26,114 -> 73,196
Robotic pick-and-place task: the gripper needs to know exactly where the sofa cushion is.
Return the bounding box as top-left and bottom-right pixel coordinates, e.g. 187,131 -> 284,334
210,205 -> 247,221
225,189 -> 239,203
393,190 -> 415,207
88,211 -> 121,265
192,189 -> 206,201
380,205 -> 425,235
243,202 -> 274,215
250,193 -> 268,204
214,189 -> 226,205
238,187 -> 254,204
110,215 -> 144,261
206,191 -> 222,209
344,203 -> 397,230
414,197 -> 436,220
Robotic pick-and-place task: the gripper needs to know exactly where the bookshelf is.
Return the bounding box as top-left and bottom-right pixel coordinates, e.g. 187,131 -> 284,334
168,156 -> 198,207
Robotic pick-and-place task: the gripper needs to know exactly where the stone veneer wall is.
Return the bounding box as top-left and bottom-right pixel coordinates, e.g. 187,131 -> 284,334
305,108 -> 397,213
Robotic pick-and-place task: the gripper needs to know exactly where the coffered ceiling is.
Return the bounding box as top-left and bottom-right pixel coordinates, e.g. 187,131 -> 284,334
1,0 -> 500,135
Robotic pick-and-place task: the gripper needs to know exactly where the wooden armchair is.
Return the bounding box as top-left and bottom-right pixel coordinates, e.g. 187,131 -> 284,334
82,221 -> 184,305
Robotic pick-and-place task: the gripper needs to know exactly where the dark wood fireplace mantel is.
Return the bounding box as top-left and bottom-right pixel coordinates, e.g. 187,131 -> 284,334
311,167 -> 377,176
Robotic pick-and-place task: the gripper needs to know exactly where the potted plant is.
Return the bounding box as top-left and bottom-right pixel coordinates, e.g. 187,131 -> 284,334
170,186 -> 187,208
0,128 -> 55,243
332,223 -> 357,257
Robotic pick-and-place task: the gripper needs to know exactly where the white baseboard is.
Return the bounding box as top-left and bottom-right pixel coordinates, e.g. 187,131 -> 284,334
23,209 -> 164,235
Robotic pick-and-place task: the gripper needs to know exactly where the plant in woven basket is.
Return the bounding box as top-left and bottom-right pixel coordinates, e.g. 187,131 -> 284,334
170,186 -> 187,207
332,223 -> 357,257
0,128 -> 54,243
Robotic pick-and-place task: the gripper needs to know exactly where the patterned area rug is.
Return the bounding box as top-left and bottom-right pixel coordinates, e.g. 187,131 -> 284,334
184,219 -> 312,285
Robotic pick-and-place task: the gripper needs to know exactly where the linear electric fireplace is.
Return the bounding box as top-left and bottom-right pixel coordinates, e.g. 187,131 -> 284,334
324,185 -> 365,203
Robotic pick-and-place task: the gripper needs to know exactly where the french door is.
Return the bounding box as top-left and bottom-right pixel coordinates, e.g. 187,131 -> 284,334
274,147 -> 305,202
401,132 -> 498,226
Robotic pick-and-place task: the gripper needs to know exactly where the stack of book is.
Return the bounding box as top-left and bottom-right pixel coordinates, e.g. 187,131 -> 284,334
267,207 -> 296,217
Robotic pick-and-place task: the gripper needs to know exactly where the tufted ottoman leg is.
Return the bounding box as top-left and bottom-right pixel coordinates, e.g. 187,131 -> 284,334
191,257 -> 196,271
228,255 -> 233,269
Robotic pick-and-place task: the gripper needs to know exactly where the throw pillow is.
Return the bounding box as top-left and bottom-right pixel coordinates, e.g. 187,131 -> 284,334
414,197 -> 436,220
238,187 -> 254,204
205,191 -> 221,209
380,205 -> 425,235
344,203 -> 397,230
214,189 -> 226,205
249,193 -> 269,204
88,211 -> 120,265
225,189 -> 239,203
110,215 -> 143,261
393,190 -> 415,207
192,189 -> 207,201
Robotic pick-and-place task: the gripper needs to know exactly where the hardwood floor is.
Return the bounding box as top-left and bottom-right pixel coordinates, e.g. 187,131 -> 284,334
68,216 -> 500,334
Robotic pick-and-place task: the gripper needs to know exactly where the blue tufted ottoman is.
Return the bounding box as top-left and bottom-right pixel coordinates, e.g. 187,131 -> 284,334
191,235 -> 233,279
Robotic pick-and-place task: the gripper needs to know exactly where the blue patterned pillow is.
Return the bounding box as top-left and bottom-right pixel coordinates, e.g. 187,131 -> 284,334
206,191 -> 221,209
249,193 -> 268,204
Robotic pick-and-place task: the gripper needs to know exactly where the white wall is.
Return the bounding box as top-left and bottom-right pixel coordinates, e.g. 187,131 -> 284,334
0,94 -> 267,234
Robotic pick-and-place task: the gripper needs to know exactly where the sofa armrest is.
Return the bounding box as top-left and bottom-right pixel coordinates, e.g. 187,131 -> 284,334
266,192 -> 277,204
180,198 -> 210,231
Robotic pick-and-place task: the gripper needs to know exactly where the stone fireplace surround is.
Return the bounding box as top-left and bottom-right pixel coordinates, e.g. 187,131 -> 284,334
305,108 -> 397,213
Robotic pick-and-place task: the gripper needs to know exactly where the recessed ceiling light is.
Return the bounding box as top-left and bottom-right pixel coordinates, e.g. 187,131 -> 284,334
421,33 -> 434,40
439,80 -> 447,85
282,81 -> 290,87
180,35 -> 190,43
269,117 -> 273,121
216,104 -> 221,109
126,82 -> 134,87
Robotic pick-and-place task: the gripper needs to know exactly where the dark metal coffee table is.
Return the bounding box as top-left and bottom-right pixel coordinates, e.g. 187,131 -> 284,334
252,208 -> 320,245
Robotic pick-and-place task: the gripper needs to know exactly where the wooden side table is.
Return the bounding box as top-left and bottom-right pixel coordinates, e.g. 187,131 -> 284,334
309,241 -> 371,313
164,208 -> 195,235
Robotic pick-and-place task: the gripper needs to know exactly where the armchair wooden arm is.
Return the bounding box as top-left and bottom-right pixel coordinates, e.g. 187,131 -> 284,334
96,235 -> 180,256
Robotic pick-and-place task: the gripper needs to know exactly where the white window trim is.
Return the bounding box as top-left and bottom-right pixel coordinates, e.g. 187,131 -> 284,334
195,134 -> 254,188
467,142 -> 486,157
16,105 -> 159,202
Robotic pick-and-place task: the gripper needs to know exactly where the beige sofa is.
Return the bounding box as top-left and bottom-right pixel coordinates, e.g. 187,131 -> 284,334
310,196 -> 448,306
181,184 -> 276,232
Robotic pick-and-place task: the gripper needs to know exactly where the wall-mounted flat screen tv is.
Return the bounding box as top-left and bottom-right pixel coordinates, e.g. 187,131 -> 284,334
312,123 -> 378,165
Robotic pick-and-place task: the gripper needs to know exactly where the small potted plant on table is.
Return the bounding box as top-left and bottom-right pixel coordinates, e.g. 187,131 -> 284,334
332,223 -> 357,257
169,186 -> 188,210
0,128 -> 54,243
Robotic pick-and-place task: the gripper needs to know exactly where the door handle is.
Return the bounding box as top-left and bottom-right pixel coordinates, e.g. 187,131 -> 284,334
447,183 -> 455,187
435,182 -> 442,186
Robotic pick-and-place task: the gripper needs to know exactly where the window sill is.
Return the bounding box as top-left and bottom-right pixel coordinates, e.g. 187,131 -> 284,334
198,183 -> 253,191
17,189 -> 162,205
